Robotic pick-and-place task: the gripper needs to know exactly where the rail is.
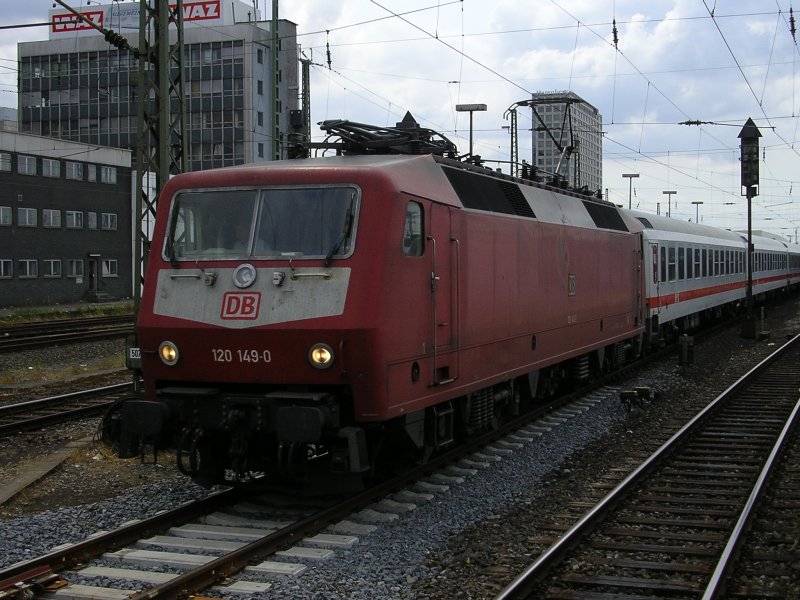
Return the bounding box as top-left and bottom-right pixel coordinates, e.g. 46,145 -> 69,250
496,333 -> 800,599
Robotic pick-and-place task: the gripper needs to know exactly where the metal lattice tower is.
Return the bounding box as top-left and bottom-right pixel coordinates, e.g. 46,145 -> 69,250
302,57 -> 311,146
272,0 -> 281,160
133,0 -> 186,315
506,107 -> 518,177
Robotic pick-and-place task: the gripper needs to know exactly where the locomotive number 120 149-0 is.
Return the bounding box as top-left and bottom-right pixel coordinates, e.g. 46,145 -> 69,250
212,348 -> 272,363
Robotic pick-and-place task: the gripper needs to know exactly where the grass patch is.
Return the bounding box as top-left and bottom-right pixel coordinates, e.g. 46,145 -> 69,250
0,354 -> 126,387
0,301 -> 134,326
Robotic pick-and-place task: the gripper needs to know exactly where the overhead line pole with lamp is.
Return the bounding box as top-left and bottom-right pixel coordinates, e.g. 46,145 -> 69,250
662,190 -> 677,218
622,173 -> 639,209
456,103 -> 487,161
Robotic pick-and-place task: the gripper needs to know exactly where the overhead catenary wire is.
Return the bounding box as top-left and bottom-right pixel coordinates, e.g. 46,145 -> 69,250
1,1 -> 798,234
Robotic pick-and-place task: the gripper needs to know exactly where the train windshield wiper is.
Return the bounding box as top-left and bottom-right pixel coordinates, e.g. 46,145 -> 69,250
166,235 -> 179,267
324,196 -> 355,268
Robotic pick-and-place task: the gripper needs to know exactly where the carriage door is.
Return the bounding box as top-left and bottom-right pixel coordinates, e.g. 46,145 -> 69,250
428,203 -> 457,385
650,243 -> 660,331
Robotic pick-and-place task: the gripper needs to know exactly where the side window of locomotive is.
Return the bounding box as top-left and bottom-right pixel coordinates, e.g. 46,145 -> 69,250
402,202 -> 423,257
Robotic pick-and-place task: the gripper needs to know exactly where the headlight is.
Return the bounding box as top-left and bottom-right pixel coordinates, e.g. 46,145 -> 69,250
308,343 -> 334,369
159,340 -> 180,366
233,263 -> 257,288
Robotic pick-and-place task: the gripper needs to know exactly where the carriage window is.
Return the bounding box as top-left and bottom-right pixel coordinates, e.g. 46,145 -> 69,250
166,186 -> 358,260
668,246 -> 676,282
403,202 -> 423,257
678,247 -> 685,280
660,246 -> 667,283
694,248 -> 701,278
702,249 -> 707,277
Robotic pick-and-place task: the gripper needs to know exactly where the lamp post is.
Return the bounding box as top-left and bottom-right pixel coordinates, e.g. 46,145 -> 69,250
691,201 -> 704,223
662,190 -> 677,218
456,103 -> 487,159
622,173 -> 639,209
739,117 -> 761,338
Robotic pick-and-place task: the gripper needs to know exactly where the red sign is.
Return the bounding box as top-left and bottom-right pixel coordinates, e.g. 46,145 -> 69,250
52,10 -> 103,33
179,0 -> 221,21
221,292 -> 261,320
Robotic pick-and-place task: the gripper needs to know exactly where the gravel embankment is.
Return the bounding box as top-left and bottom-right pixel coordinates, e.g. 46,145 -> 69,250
1,297 -> 798,598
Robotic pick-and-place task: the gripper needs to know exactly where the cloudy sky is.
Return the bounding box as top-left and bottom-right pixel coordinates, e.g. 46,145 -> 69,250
1,1 -> 799,239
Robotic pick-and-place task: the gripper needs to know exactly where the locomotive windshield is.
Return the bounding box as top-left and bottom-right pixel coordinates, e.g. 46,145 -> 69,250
165,186 -> 358,261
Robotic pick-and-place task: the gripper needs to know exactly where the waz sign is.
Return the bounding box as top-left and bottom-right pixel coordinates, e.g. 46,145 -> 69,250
50,0 -> 230,38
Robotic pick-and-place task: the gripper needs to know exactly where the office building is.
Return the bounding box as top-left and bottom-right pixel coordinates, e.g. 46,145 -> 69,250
531,91 -> 602,193
17,0 -> 299,171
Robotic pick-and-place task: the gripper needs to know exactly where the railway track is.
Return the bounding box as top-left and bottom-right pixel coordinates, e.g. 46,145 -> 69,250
496,334 -> 800,600
0,315 -> 133,353
0,313 -> 794,598
0,384 -> 614,599
0,383 -> 132,436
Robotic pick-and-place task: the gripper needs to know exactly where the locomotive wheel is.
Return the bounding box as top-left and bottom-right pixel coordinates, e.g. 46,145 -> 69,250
191,436 -> 227,487
286,442 -> 309,481
277,442 -> 309,482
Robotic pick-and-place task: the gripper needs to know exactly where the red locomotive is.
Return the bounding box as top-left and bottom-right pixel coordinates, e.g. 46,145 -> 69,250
126,117 -> 797,486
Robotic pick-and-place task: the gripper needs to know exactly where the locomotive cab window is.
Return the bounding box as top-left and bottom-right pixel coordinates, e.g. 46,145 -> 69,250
165,186 -> 359,261
403,202 -> 423,257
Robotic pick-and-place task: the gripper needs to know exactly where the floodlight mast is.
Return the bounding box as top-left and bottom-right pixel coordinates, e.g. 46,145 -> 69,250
456,103 -> 487,159
622,173 -> 639,209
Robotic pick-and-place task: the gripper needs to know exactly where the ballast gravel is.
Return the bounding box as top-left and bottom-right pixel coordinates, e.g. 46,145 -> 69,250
0,478 -> 209,569
1,297 -> 799,599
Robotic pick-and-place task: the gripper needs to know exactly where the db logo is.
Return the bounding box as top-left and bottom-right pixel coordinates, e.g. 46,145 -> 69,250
221,292 -> 261,320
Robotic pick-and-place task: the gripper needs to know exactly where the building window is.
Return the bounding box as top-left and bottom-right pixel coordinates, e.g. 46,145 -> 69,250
0,206 -> 10,226
67,259 -> 84,277
87,212 -> 98,229
257,48 -> 263,64
257,111 -> 264,126
66,210 -> 84,228
18,259 -> 37,278
18,155 -> 37,175
18,207 -> 37,226
0,152 -> 10,172
43,209 -> 62,228
66,162 -> 84,180
102,258 -> 118,277
43,158 -> 61,178
87,164 -> 97,182
0,259 -> 11,278
100,166 -> 117,184
101,212 -> 118,230
44,259 -> 62,277
257,80 -> 263,95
